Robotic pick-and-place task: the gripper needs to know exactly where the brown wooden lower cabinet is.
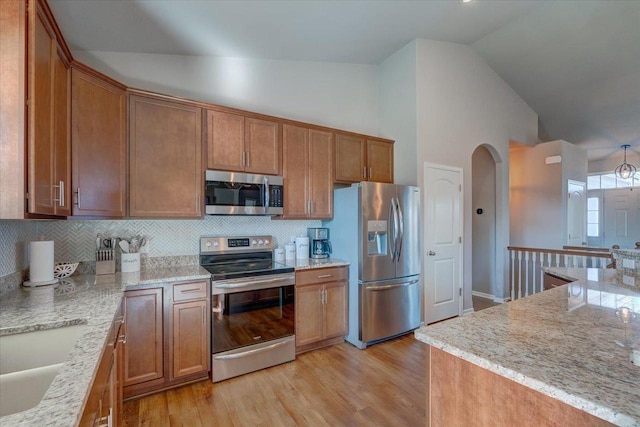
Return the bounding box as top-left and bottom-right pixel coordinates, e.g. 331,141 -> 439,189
80,298 -> 125,427
426,346 -> 613,426
123,281 -> 209,399
543,272 -> 572,290
295,266 -> 348,353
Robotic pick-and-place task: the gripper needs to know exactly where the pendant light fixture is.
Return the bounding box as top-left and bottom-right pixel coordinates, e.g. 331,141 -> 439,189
614,144 -> 637,180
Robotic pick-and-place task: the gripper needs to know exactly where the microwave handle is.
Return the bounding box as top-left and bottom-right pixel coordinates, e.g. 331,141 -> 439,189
263,177 -> 270,212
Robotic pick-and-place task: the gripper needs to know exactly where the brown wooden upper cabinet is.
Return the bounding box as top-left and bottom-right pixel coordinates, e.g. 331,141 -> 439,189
334,133 -> 394,184
71,67 -> 127,217
206,110 -> 281,176
282,124 -> 333,219
28,1 -> 71,216
129,95 -> 203,218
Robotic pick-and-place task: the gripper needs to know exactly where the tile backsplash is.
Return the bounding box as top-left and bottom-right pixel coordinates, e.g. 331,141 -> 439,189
0,220 -> 37,277
1,216 -> 321,277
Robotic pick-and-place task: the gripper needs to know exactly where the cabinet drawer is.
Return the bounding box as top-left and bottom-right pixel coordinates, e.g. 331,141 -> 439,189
173,281 -> 208,301
296,266 -> 348,286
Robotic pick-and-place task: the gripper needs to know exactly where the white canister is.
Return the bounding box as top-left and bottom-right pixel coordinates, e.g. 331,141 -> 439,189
274,247 -> 285,263
285,243 -> 296,261
121,252 -> 141,273
295,236 -> 309,260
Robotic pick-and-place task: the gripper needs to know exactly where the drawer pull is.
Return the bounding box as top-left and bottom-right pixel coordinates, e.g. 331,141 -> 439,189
179,288 -> 202,293
317,274 -> 332,279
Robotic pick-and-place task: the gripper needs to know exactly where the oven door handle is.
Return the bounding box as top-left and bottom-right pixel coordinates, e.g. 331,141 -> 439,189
214,339 -> 291,360
263,176 -> 270,214
213,275 -> 295,290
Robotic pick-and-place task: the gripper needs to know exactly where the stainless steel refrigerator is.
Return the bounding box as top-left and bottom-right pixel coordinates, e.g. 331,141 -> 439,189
323,182 -> 421,349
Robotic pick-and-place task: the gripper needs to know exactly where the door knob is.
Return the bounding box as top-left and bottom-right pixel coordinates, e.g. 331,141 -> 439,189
428,251 -> 436,256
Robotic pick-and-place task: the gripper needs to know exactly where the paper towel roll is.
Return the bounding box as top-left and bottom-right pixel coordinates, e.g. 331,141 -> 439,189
29,241 -> 54,283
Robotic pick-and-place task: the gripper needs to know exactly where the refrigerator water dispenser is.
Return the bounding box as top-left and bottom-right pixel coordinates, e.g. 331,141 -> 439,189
367,220 -> 387,256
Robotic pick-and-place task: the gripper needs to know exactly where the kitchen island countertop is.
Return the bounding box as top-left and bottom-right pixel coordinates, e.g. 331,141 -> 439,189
415,267 -> 640,426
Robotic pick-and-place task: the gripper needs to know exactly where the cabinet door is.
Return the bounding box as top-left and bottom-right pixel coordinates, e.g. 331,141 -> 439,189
323,281 -> 348,339
334,133 -> 366,183
52,47 -> 71,216
124,288 -> 164,386
172,300 -> 208,379
367,139 -> 394,183
71,68 -> 126,217
282,124 -> 309,218
308,129 -> 333,219
28,3 -> 55,214
244,117 -> 280,175
206,110 -> 244,171
295,284 -> 324,347
129,96 -> 202,217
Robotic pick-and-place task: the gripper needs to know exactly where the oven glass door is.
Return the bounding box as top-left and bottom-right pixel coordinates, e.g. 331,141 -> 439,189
212,285 -> 295,354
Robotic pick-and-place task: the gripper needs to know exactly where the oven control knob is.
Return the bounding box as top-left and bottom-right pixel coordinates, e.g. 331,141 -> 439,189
213,241 -> 219,247
258,239 -> 264,245
252,239 -> 258,245
264,239 -> 270,245
205,242 -> 212,247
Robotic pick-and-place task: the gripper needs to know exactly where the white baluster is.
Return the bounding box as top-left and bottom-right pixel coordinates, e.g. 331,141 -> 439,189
511,250 -> 515,301
518,250 -> 523,300
525,251 -> 530,297
555,253 -> 560,267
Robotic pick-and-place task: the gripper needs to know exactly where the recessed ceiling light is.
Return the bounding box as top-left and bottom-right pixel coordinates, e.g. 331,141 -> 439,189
462,0 -> 473,3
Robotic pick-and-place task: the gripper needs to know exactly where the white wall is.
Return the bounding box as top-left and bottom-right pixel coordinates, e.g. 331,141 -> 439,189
472,146 -> 496,297
73,50 -> 380,136
412,39 -> 538,306
510,140 -> 587,249
378,41 -> 418,186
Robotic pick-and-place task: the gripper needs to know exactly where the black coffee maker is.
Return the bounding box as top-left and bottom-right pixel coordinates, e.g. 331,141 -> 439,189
308,228 -> 332,259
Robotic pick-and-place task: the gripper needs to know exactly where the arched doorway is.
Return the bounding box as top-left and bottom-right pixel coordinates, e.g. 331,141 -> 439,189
472,145 -> 500,308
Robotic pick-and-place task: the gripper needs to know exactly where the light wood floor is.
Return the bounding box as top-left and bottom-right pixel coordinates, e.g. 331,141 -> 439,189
122,334 -> 426,427
472,295 -> 501,312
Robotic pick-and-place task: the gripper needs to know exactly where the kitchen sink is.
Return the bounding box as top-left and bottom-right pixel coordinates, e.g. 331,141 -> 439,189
0,324 -> 87,417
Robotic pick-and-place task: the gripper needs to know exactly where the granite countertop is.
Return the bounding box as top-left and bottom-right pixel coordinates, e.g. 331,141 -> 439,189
285,257 -> 350,270
0,259 -> 349,426
415,268 -> 640,426
0,265 -> 210,427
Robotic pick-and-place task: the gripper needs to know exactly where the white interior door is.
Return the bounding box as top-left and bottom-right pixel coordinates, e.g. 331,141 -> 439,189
423,164 -> 462,324
567,180 -> 586,247
603,188 -> 640,248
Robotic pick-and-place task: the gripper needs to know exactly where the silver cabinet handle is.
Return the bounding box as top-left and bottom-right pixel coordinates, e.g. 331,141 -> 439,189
428,251 -> 436,256
179,288 -> 202,293
363,166 -> 367,179
53,181 -> 65,206
74,187 -> 80,206
317,274 -> 332,279
117,334 -> 126,344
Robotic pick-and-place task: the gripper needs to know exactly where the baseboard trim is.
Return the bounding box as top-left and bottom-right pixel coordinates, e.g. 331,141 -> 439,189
462,308 -> 475,316
471,290 -> 494,300
493,297 -> 509,304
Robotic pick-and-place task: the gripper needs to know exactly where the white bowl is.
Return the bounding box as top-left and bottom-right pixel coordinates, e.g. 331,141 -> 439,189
53,262 -> 79,278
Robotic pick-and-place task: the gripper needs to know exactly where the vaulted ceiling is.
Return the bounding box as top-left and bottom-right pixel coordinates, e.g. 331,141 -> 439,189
49,0 -> 640,160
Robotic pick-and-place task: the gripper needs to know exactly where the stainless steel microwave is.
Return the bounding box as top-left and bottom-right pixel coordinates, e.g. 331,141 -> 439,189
205,170 -> 284,215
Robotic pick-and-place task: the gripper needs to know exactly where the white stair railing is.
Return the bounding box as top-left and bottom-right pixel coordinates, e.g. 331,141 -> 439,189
506,246 -> 613,301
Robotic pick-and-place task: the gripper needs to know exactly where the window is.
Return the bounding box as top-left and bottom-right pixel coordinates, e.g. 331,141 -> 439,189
587,196 -> 599,237
587,172 -> 639,190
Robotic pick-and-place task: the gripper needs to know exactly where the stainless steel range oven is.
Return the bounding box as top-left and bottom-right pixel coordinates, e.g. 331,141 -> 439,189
200,236 -> 295,382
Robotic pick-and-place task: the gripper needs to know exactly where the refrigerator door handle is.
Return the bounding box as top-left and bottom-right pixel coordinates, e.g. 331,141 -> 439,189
389,198 -> 397,261
392,197 -> 400,262
396,198 -> 404,261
